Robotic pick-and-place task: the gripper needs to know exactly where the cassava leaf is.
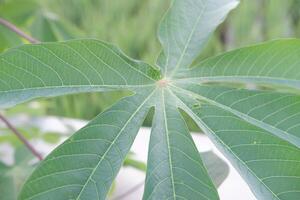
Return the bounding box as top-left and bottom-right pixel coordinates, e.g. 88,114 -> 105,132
174,82 -> 300,148
143,89 -> 218,200
157,0 -> 239,77
171,90 -> 300,200
19,88 -> 155,200
0,39 -> 160,109
176,40 -> 300,90
1,0 -> 300,200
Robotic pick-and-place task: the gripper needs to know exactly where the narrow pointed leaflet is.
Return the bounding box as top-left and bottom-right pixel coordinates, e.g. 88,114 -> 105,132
0,39 -> 160,108
143,89 -> 218,200
19,88 -> 155,200
157,0 -> 238,76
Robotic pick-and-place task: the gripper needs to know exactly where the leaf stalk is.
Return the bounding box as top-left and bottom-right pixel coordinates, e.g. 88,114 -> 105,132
0,114 -> 43,161
0,17 -> 40,44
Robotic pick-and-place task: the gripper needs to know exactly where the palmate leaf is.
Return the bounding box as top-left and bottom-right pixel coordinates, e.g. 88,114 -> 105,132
1,0 -> 300,200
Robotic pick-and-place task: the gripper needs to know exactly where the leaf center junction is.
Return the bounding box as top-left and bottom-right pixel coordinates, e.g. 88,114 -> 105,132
157,78 -> 170,88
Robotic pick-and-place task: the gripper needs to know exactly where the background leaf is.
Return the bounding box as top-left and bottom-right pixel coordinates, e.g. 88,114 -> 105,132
201,151 -> 229,187
0,147 -> 35,200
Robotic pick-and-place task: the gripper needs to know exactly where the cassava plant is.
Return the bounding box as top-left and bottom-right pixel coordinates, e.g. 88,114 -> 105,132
1,0 -> 300,199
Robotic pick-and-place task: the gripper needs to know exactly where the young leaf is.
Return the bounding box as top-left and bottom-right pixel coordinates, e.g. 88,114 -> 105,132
157,0 -> 239,77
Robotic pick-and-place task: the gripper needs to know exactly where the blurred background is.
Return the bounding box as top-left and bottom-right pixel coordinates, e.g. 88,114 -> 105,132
0,0 -> 300,199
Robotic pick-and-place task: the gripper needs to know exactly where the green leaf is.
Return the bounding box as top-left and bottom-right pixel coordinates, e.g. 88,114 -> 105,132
143,89 -> 218,200
123,153 -> 146,171
174,82 -> 300,148
157,0 -> 239,77
1,1 -> 300,200
176,40 -> 300,90
30,12 -> 63,42
0,25 -> 22,52
0,0 -> 38,26
0,39 -> 160,109
19,88 -> 155,200
171,89 -> 300,200
30,11 -> 82,42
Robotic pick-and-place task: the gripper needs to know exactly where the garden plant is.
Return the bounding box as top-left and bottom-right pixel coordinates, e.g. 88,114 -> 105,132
1,0 -> 300,199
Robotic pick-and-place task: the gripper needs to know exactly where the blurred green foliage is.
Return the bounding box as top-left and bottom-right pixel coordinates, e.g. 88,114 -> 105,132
0,147 -> 35,200
1,0 -> 300,129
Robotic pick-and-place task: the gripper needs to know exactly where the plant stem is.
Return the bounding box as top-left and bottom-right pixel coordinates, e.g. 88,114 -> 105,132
0,17 -> 40,44
0,18 -> 42,160
0,114 -> 43,161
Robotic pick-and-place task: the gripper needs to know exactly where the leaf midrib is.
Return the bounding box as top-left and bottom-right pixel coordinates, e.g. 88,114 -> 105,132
0,84 -> 156,93
161,89 -> 176,200
171,83 -> 300,148
169,1 -> 207,77
75,88 -> 156,200
173,76 -> 300,87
